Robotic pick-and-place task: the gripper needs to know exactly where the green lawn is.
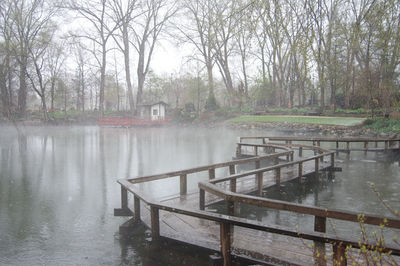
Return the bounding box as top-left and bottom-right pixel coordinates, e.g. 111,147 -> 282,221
227,115 -> 366,126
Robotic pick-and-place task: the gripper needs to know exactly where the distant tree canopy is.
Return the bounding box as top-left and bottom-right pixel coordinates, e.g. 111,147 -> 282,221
1,0 -> 399,120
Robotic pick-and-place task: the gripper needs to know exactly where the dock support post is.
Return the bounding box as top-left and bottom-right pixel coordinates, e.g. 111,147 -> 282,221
333,243 -> 347,266
230,179 -> 236,193
121,186 -> 128,209
299,147 -> 303,157
134,195 -> 141,222
298,162 -> 303,183
275,167 -> 281,187
236,144 -> 241,157
255,160 -> 260,187
254,146 -> 258,156
346,142 -> 350,153
257,171 -> 263,196
314,216 -> 327,266
315,158 -> 319,179
180,174 -> 187,195
114,186 -> 133,217
150,206 -> 160,240
229,165 -> 236,193
209,168 -> 215,180
331,153 -> 335,168
199,189 -> 205,210
364,141 -> 368,153
220,222 -> 231,266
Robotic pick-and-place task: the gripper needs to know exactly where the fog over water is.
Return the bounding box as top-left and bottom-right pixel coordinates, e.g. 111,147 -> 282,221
0,125 -> 399,265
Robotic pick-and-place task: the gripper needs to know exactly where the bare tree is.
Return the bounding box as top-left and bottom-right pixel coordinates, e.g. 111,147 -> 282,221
0,2 -> 15,118
8,0 -> 55,117
26,20 -> 58,121
65,0 -> 122,116
131,0 -> 176,108
179,0 -> 218,110
47,41 -> 65,111
110,0 -> 139,114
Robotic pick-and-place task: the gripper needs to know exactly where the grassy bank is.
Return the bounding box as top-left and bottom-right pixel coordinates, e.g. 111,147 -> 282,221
363,117 -> 400,132
227,115 -> 366,126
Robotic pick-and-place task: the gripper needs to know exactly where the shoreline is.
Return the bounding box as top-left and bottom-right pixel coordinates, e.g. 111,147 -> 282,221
0,117 -> 394,138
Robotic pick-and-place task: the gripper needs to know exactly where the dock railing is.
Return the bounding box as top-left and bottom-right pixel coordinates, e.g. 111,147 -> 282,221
115,137 -> 400,266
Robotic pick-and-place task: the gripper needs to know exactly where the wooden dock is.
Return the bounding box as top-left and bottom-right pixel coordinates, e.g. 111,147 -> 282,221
115,137 -> 400,265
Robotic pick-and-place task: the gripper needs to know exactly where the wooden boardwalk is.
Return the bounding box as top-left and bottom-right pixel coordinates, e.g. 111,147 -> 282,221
115,137 -> 400,266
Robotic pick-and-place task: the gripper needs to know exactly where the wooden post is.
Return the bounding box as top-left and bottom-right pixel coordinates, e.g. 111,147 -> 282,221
298,162 -> 303,183
134,195 -> 141,222
364,141 -> 368,151
314,216 -> 327,266
121,186 -> 128,209
275,167 -> 281,187
150,206 -> 160,240
299,147 -> 303,157
331,153 -> 335,168
220,222 -> 231,266
346,142 -> 350,153
230,179 -> 237,193
314,216 -> 326,232
375,141 -> 378,148
229,165 -> 235,175
262,138 -> 267,153
254,146 -> 258,156
336,141 -> 339,149
209,168 -> 215,180
236,144 -> 241,157
333,243 -> 347,266
255,160 -> 260,185
385,141 -> 388,151
290,152 -> 294,161
180,174 -> 187,195
315,158 -> 319,179
257,172 -> 263,196
199,189 -> 205,210
229,165 -> 236,192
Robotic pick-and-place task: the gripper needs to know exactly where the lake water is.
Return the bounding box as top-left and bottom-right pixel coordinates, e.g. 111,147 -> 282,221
1,125 -> 399,265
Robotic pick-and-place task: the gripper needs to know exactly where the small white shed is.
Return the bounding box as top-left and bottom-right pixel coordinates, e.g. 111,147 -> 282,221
138,101 -> 168,120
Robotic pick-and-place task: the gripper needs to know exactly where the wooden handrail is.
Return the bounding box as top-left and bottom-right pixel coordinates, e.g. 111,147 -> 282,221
126,144 -> 292,184
116,135 -> 400,265
198,181 -> 400,229
239,136 -> 399,142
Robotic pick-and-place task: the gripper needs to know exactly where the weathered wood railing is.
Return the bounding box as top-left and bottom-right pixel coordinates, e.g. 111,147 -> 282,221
199,143 -> 334,212
121,143 -> 293,197
198,179 -> 400,265
239,136 -> 400,153
115,136 -> 400,265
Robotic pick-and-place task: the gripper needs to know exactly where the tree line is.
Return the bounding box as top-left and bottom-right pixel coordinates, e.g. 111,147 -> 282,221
1,0 -> 399,121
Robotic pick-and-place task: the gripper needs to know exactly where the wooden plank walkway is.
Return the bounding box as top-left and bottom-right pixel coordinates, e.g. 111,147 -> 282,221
115,137 -> 400,266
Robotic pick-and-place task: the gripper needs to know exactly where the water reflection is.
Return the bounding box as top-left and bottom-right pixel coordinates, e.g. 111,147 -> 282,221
1,125 -> 400,264
0,125 -> 252,265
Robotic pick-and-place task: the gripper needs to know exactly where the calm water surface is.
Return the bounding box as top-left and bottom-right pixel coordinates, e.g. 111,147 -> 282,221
1,125 -> 399,265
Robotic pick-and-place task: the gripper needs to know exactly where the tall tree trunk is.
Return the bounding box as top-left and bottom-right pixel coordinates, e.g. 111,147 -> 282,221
99,42 -> 106,116
18,57 -> 27,116
122,25 -> 135,114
